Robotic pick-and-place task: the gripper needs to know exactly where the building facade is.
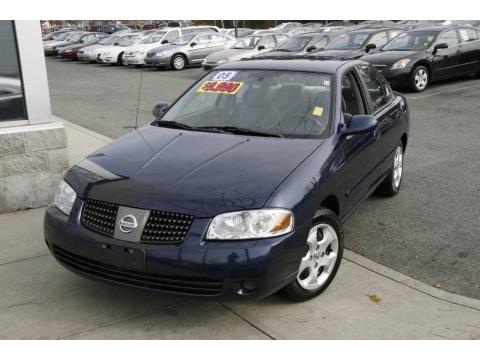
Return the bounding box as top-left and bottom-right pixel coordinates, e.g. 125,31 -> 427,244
0,20 -> 69,213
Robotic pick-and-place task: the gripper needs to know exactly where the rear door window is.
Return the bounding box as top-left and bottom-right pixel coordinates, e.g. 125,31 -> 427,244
357,65 -> 392,113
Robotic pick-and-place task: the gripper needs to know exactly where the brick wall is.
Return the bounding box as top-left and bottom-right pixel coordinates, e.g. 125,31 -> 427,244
0,123 -> 69,213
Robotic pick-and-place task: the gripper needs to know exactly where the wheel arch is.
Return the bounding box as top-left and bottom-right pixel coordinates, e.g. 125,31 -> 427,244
401,133 -> 408,152
411,60 -> 432,80
318,195 -> 340,217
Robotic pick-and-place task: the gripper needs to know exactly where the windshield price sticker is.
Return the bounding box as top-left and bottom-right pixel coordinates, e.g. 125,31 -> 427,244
197,80 -> 244,95
212,71 -> 239,81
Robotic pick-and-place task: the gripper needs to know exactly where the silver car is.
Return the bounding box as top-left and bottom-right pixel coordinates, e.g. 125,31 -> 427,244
202,33 -> 289,70
144,33 -> 234,70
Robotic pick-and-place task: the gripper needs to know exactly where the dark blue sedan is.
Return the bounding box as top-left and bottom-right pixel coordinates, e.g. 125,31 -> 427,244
44,58 -> 409,301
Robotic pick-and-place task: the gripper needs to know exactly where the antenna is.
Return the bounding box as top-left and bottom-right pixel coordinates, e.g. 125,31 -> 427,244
134,69 -> 143,130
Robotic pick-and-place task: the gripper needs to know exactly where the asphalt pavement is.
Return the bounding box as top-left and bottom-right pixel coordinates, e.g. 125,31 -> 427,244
46,57 -> 480,299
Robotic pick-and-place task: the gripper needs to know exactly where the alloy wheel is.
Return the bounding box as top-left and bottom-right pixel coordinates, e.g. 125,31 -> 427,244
173,56 -> 185,70
297,223 -> 339,290
414,68 -> 428,90
392,146 -> 403,190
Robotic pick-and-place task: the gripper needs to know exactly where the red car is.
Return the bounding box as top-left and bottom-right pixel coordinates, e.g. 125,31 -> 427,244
57,34 -> 108,60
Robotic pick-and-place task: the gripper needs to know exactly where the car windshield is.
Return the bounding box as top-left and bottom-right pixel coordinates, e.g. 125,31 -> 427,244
97,37 -> 110,45
118,36 -> 141,46
140,34 -> 165,44
159,69 -> 333,139
173,35 -> 195,45
68,33 -> 85,42
326,32 -> 370,50
382,31 -> 437,51
53,32 -> 71,41
276,36 -> 314,51
103,36 -> 120,45
232,36 -> 262,49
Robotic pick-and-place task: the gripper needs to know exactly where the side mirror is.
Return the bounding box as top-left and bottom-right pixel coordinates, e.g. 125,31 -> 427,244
365,43 -> 376,52
341,115 -> 377,136
258,45 -> 266,50
306,45 -> 317,52
113,42 -> 119,46
190,42 -> 197,47
152,101 -> 169,119
161,39 -> 169,44
433,42 -> 448,54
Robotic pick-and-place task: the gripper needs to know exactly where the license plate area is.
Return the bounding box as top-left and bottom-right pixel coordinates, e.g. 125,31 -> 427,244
95,242 -> 146,272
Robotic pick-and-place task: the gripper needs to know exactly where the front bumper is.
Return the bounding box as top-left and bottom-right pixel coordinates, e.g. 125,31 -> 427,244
97,53 -> 117,64
77,52 -> 97,61
144,55 -> 171,67
375,65 -> 411,89
44,201 -> 308,300
44,48 -> 59,56
123,54 -> 146,65
201,62 -> 220,70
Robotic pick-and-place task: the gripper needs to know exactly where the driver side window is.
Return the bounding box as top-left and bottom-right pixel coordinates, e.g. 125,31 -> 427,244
369,31 -> 388,47
341,71 -> 365,126
437,29 -> 460,47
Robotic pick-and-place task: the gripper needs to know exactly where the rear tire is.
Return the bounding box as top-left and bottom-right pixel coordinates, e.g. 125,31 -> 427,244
410,65 -> 429,92
282,209 -> 344,302
171,54 -> 186,70
377,144 -> 404,196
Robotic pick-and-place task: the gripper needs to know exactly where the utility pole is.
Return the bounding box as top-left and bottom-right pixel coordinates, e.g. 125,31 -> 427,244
234,20 -> 238,37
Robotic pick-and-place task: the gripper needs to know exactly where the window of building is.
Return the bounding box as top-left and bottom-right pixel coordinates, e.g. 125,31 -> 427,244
0,20 -> 27,121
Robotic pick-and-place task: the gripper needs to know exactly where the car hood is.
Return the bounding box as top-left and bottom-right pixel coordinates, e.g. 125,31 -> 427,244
125,42 -> 165,53
45,40 -> 71,48
78,44 -> 105,53
313,48 -> 367,59
205,48 -> 260,62
77,125 -> 323,217
97,45 -> 125,55
361,50 -> 422,65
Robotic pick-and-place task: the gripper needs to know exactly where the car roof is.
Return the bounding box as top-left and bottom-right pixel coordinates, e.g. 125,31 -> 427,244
345,27 -> 391,34
217,57 -> 364,74
407,25 -> 451,32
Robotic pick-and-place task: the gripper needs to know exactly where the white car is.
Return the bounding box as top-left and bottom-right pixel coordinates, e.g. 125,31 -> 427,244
123,29 -> 181,66
78,33 -> 136,61
96,34 -> 145,64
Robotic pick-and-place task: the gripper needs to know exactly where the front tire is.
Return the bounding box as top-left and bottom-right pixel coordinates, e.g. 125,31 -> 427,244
377,144 -> 403,196
171,54 -> 186,70
410,65 -> 429,92
116,52 -> 124,65
283,209 -> 344,302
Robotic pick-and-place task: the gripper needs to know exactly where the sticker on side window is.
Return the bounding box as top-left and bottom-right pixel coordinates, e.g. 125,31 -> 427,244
211,70 -> 239,81
312,106 -> 324,117
197,80 -> 244,95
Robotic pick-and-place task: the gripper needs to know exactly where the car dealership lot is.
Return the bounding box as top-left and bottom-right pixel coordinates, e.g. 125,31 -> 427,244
45,58 -> 480,300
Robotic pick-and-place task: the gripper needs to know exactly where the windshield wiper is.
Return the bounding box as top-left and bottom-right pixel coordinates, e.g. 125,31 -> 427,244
152,120 -> 196,131
196,126 -> 284,138
274,49 -> 292,52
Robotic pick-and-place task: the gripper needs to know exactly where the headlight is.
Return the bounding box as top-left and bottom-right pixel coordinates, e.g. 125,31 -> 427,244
217,58 -> 230,64
54,180 -> 77,216
391,58 -> 411,70
155,52 -> 166,57
206,209 -> 294,240
103,52 -> 111,56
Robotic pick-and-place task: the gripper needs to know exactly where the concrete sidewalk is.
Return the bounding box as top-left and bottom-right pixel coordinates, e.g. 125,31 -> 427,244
1,120 -> 479,339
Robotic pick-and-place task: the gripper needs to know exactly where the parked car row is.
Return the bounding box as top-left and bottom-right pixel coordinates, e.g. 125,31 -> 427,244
44,22 -> 480,92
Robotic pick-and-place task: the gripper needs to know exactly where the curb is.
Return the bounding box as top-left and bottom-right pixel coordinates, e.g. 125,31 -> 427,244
344,249 -> 480,311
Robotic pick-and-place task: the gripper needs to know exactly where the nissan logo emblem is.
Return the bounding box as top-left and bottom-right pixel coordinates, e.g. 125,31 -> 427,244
118,215 -> 138,234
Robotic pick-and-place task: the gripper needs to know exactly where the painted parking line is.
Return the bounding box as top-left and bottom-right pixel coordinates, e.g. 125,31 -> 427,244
405,82 -> 480,100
